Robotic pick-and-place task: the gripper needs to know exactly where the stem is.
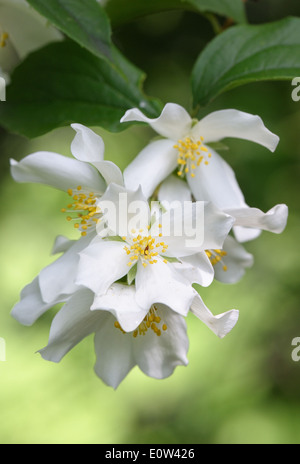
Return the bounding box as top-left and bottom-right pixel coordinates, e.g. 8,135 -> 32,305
202,12 -> 223,35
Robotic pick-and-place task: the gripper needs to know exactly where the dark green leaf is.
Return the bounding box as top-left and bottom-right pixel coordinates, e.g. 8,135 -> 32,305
192,17 -> 300,107
184,0 -> 247,24
27,0 -> 113,62
0,41 -> 161,138
104,0 -> 246,28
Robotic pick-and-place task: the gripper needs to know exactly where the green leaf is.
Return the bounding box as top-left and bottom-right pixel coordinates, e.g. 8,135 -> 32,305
184,0 -> 247,25
104,236 -> 125,242
192,17 -> 300,108
105,0 -> 187,28
104,0 -> 246,28
127,263 -> 138,285
27,0 -> 113,62
26,0 -> 159,97
207,142 -> 229,152
162,256 -> 180,263
1,0 -> 161,137
0,41 -> 161,138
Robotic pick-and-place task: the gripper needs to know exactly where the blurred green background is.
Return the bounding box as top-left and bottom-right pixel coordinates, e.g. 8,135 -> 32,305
0,0 -> 300,444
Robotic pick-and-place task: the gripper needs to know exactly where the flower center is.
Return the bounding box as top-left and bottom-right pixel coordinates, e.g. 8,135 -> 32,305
174,137 -> 212,178
61,186 -> 101,236
124,228 -> 168,268
114,305 -> 168,338
206,249 -> 228,272
0,31 -> 9,48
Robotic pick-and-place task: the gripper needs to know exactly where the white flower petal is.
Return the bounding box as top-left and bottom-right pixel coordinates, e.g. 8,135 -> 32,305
93,160 -> 124,186
133,305 -> 189,379
71,123 -> 105,163
123,139 -> 178,199
10,151 -> 105,194
76,239 -> 129,296
94,314 -> 136,389
158,175 -> 192,205
212,236 -> 254,284
0,32 -> 19,74
91,283 -> 147,333
177,252 -> 214,287
11,277 -> 64,326
192,109 -> 279,152
233,226 -> 262,243
187,148 -> 247,210
190,294 -> 239,338
39,289 -> 103,363
39,234 -> 92,304
0,0 -> 62,60
71,124 -> 124,186
51,235 -> 76,255
121,103 -> 192,140
226,204 -> 289,239
135,258 -> 197,316
155,201 -> 234,257
97,183 -> 150,237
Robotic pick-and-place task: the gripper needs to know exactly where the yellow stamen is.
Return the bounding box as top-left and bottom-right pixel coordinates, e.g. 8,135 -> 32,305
124,233 -> 168,267
205,249 -> 228,272
174,136 -> 211,178
0,32 -> 9,48
114,305 -> 168,338
61,186 -> 101,233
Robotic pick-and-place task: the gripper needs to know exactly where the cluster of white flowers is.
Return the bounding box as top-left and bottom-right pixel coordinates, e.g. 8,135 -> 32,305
11,103 -> 288,388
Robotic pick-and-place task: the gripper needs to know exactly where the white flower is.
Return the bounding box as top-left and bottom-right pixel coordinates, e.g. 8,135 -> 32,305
38,286 -> 239,389
76,183 -> 235,315
204,236 -> 254,284
121,103 -> 288,242
0,0 -> 62,79
11,124 -> 123,325
158,174 -> 254,284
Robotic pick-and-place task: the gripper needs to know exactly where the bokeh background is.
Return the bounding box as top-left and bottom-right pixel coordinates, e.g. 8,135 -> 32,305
0,0 -> 300,444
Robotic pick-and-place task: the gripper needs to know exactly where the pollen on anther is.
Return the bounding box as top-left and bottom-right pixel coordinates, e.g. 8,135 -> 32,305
62,187 -> 101,234
114,305 -> 168,338
175,136 -> 211,178
206,249 -> 228,272
0,32 -> 9,48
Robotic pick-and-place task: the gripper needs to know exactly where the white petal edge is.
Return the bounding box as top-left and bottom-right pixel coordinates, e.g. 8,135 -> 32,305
153,201 -> 235,257
226,204 -> 289,238
187,148 -> 247,211
133,305 -> 189,380
233,226 -> 262,243
11,276 -> 64,326
177,252 -> 214,287
135,258 -> 197,315
212,236 -> 254,284
71,123 -> 105,163
10,151 -> 105,194
51,235 -> 76,255
39,234 -> 93,304
192,109 -> 279,152
71,124 -> 124,186
91,283 -> 148,333
76,239 -> 130,296
190,294 -> 239,338
94,315 -> 136,389
39,289 -> 104,363
123,139 -> 178,199
121,102 -> 192,140
158,175 -> 192,205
